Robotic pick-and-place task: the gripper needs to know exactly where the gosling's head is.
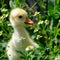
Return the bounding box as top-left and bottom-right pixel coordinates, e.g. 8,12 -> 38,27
10,8 -> 33,27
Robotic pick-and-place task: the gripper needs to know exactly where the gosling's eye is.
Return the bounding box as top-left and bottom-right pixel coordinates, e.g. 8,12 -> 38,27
19,16 -> 22,18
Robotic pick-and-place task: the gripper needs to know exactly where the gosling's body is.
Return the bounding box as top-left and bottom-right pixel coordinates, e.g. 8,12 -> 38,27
6,8 -> 38,60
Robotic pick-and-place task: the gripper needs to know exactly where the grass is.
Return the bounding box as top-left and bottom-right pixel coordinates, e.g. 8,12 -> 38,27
0,0 -> 60,60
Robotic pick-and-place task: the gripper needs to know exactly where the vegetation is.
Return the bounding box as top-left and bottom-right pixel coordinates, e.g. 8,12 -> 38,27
0,0 -> 60,60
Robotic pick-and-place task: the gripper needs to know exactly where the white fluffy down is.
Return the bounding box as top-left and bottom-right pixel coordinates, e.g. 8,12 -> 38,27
6,8 -> 39,60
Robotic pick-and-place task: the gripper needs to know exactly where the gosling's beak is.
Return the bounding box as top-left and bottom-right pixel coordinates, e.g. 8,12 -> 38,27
25,17 -> 34,25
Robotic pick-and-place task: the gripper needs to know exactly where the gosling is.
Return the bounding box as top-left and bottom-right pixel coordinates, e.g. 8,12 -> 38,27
6,8 -> 39,60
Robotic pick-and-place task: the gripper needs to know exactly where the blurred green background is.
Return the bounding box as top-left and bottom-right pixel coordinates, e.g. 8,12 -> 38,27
0,0 -> 60,60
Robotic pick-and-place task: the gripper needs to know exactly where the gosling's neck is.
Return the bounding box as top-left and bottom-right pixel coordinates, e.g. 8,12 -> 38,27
13,25 -> 30,39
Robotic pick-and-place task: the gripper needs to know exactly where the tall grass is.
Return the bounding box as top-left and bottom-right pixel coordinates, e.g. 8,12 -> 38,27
0,0 -> 60,60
